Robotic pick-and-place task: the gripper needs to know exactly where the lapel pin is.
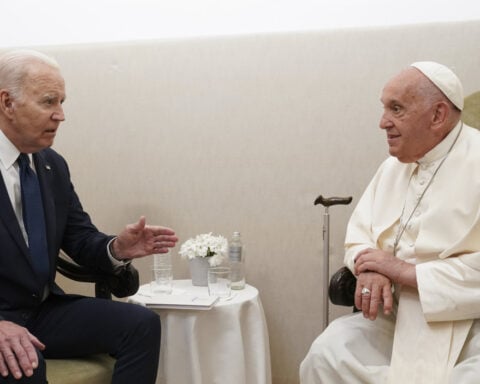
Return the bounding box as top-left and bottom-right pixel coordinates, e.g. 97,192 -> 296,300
45,165 -> 51,170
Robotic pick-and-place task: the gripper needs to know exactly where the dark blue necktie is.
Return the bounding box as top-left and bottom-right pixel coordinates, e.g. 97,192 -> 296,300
18,153 -> 50,285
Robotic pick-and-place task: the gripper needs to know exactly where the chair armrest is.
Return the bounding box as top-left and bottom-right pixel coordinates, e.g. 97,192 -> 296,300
328,266 -> 356,307
56,252 -> 140,299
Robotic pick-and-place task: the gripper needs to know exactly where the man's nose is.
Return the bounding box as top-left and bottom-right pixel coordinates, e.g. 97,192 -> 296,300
379,113 -> 391,129
52,106 -> 65,121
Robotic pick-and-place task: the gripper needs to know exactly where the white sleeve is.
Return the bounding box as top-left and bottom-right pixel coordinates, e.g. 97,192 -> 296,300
343,165 -> 383,271
417,252 -> 480,322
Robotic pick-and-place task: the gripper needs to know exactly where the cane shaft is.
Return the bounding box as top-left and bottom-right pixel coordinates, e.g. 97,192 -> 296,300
322,209 -> 330,331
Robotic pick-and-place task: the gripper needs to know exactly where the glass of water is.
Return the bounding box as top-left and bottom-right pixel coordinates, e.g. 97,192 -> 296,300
151,265 -> 173,295
208,266 -> 231,298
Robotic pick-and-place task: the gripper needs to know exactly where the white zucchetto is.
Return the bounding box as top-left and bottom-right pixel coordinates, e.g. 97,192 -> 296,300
411,61 -> 464,111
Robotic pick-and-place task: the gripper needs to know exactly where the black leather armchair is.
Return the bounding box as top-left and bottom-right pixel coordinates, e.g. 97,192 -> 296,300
56,251 -> 139,299
328,266 -> 356,307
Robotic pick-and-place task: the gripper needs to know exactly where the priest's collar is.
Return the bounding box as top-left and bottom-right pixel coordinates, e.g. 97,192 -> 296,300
417,120 -> 463,165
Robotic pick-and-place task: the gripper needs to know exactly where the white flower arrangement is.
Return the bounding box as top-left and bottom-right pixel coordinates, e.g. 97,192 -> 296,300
179,232 -> 228,267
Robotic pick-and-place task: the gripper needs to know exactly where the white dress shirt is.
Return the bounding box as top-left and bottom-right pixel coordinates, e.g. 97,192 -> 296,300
0,129 -> 29,243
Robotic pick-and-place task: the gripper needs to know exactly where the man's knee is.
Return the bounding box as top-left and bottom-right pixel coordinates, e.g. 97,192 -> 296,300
300,338 -> 329,384
134,306 -> 160,334
123,305 -> 161,348
113,304 -> 161,377
303,334 -> 331,367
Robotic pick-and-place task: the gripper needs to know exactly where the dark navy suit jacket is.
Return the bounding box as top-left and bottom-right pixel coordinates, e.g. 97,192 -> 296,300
0,148 -> 114,324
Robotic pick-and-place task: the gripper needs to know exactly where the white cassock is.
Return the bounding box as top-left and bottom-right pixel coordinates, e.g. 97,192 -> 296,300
301,122 -> 480,384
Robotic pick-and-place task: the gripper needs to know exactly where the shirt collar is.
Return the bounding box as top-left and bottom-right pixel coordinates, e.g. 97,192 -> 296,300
0,129 -> 22,170
417,121 -> 463,165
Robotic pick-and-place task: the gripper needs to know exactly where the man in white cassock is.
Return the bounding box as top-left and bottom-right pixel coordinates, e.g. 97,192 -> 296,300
300,62 -> 480,384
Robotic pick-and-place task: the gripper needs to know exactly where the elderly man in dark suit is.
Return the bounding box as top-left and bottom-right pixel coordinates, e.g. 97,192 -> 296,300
0,49 -> 178,383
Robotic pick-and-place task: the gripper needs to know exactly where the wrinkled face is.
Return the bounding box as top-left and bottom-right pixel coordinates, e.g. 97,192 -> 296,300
7,63 -> 66,153
379,68 -> 438,163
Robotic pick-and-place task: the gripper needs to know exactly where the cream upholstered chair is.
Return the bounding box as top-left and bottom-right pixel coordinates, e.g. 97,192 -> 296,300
46,354 -> 115,384
328,91 -> 480,307
462,91 -> 480,129
45,252 -> 139,383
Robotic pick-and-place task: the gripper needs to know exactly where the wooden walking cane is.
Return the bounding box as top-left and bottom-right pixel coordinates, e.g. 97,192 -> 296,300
314,195 -> 352,331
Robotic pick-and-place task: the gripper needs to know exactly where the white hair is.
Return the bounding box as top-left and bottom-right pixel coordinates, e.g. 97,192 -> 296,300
0,49 -> 60,100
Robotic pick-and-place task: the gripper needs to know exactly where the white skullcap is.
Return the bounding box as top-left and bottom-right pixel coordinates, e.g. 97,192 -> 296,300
410,61 -> 464,110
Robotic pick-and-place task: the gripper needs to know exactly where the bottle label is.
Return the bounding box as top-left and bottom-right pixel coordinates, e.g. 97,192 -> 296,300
229,246 -> 242,262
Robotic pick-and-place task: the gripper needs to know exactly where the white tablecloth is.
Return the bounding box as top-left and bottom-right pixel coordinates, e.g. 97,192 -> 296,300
128,280 -> 272,384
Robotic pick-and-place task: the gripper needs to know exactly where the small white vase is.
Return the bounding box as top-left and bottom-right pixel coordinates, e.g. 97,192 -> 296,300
189,257 -> 210,286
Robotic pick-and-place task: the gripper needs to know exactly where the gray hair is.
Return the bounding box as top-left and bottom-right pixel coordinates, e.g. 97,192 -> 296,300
415,77 -> 446,106
0,49 -> 60,100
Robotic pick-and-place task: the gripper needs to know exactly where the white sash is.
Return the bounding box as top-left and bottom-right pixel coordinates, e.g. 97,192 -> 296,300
388,286 -> 472,384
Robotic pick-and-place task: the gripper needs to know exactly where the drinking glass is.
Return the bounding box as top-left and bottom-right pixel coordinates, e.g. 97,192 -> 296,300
207,266 -> 231,298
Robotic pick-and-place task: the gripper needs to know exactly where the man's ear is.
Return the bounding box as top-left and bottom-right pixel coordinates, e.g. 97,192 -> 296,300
0,90 -> 15,117
431,101 -> 449,126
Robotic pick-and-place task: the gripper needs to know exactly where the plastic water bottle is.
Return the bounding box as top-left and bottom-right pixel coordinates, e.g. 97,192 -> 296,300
228,232 -> 245,290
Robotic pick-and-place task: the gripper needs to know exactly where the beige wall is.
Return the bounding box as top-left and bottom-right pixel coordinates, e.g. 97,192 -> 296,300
24,20 -> 480,384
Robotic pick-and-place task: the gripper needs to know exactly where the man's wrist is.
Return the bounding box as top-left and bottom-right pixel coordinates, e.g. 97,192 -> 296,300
107,238 -> 132,268
108,238 -> 119,260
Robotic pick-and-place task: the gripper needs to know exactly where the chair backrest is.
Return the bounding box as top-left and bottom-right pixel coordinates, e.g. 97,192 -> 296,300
56,251 -> 140,299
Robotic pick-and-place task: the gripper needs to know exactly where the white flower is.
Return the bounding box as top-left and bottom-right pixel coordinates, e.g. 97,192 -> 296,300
179,233 -> 228,266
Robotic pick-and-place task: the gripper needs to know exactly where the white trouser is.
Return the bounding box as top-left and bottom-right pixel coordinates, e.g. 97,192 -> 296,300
300,312 -> 480,384
300,312 -> 393,384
